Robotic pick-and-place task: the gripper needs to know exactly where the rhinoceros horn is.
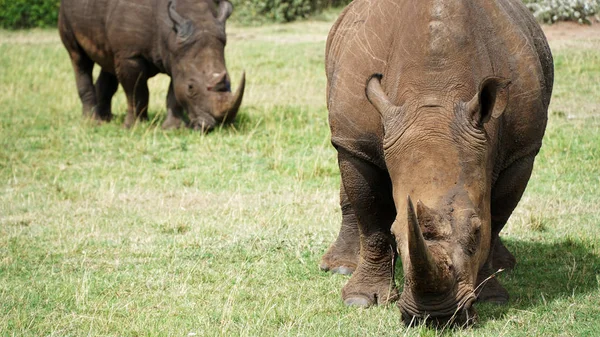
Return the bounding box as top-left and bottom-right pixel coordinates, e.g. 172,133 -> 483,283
407,196 -> 436,274
220,72 -> 246,124
404,195 -> 448,291
416,199 -> 437,225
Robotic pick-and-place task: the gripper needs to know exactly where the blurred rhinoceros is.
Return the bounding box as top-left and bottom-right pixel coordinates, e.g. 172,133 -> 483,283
59,0 -> 245,131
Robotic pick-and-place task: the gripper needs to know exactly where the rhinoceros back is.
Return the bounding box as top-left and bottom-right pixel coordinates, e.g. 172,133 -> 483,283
59,0 -> 161,73
326,0 -> 553,172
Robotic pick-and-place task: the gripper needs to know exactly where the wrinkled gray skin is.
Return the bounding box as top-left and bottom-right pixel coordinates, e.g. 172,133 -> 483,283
59,0 -> 245,131
321,0 -> 553,326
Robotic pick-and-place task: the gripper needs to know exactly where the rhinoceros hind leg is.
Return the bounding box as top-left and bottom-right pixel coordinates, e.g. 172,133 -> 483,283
491,236 -> 516,271
60,26 -> 97,118
94,70 -> 118,122
479,154 -> 538,303
69,51 -> 97,117
320,185 -> 360,275
491,153 -> 537,226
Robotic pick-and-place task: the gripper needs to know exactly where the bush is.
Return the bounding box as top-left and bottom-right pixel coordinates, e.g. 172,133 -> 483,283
230,0 -> 600,24
524,0 -> 600,24
1,0 -> 599,29
229,0 -> 351,24
231,0 -> 600,25
229,0 -> 318,24
0,0 -> 60,29
0,0 -> 348,28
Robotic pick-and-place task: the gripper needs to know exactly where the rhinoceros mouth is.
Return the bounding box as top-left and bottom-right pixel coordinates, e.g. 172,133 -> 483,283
208,72 -> 246,125
398,285 -> 477,326
187,72 -> 246,132
189,111 -> 217,132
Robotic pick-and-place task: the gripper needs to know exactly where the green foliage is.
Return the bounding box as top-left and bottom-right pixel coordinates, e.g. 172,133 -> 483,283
525,0 -> 600,24
229,0 -> 351,24
0,0 -> 60,29
5,0 -> 599,29
228,0 -> 600,24
228,0 -> 303,24
0,0 -> 349,29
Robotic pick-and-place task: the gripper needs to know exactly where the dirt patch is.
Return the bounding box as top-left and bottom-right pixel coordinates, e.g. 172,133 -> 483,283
542,21 -> 600,41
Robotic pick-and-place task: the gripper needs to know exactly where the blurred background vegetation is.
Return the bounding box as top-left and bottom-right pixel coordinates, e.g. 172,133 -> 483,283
0,0 -> 598,29
0,0 -> 60,29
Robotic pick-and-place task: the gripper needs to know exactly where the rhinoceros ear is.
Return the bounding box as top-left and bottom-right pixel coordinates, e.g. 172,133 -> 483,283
168,0 -> 194,40
216,1 -> 233,23
366,74 -> 403,130
467,77 -> 511,126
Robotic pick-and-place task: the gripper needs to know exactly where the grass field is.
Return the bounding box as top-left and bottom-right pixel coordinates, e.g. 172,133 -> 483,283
1,16 -> 599,336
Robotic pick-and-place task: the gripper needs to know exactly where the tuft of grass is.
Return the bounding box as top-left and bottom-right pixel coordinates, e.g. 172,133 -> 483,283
525,214 -> 548,232
1,18 -> 600,337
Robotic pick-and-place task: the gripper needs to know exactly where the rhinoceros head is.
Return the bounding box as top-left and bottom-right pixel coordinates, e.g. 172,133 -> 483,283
167,0 -> 245,132
366,74 -> 510,325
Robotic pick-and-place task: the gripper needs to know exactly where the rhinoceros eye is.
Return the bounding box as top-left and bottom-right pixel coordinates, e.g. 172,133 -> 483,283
187,83 -> 196,96
460,215 -> 482,256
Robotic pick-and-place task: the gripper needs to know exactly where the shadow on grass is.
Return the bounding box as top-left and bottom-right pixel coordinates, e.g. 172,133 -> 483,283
476,237 -> 600,323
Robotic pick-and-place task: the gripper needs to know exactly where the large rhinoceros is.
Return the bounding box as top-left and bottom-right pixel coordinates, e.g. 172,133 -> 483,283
321,0 -> 553,325
59,0 -> 245,131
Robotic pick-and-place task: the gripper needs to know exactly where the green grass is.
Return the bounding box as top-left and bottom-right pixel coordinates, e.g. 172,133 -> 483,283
1,19 -> 599,336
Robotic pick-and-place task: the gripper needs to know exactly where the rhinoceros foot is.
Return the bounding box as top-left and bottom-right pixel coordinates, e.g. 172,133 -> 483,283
475,265 -> 509,304
90,109 -> 112,123
340,258 -> 399,307
123,111 -> 149,129
319,243 -> 359,275
344,295 -> 371,308
81,106 -> 112,124
162,113 -> 185,130
476,278 -> 509,304
342,280 -> 399,308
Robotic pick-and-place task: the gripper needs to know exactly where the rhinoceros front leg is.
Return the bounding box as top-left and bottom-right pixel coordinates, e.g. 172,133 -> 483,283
94,70 -> 118,122
336,151 -> 398,307
162,80 -> 186,130
320,184 -> 360,275
116,57 -> 150,128
477,154 -> 537,304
